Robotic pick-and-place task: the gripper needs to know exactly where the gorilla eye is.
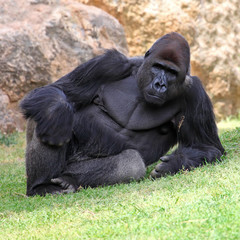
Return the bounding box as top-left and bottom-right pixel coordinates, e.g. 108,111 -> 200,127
152,63 -> 178,76
168,68 -> 178,76
144,50 -> 150,58
152,63 -> 163,70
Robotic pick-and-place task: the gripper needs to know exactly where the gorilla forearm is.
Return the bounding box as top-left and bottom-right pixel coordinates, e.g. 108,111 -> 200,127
179,76 -> 224,152
21,86 -> 74,146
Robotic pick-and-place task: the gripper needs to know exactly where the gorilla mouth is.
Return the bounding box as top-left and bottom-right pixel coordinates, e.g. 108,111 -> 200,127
147,93 -> 161,99
144,92 -> 165,105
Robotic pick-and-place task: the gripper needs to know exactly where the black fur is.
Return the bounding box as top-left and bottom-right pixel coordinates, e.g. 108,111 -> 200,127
21,86 -> 74,146
20,32 -> 225,196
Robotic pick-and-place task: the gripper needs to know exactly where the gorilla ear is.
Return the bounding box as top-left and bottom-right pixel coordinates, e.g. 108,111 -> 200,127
184,75 -> 193,88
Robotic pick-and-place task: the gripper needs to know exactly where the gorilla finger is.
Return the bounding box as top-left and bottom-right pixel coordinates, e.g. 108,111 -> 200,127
150,169 -> 163,179
150,163 -> 172,178
160,155 -> 170,162
51,177 -> 70,189
51,178 -> 63,185
51,177 -> 76,191
47,139 -> 64,147
40,136 -> 70,147
62,185 -> 76,194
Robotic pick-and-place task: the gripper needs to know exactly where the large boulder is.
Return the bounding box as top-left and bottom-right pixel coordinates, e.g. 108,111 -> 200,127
78,0 -> 240,119
0,0 -> 128,133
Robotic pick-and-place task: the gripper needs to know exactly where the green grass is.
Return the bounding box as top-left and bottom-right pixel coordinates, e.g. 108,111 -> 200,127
0,131 -> 18,147
218,114 -> 240,134
0,121 -> 240,240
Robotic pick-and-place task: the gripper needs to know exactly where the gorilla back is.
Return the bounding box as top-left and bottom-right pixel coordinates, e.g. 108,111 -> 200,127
21,32 -> 224,196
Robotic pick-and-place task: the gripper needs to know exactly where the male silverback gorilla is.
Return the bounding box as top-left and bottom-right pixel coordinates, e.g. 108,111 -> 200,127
20,32 -> 225,196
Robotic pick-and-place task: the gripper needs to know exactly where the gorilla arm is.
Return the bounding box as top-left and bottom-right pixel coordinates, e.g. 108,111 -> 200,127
20,50 -> 141,146
151,76 -> 225,178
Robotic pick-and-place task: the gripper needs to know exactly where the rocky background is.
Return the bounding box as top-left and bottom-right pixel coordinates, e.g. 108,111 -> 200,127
0,0 -> 239,133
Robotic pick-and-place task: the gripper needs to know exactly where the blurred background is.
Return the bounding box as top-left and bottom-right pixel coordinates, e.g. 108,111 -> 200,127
0,0 -> 239,133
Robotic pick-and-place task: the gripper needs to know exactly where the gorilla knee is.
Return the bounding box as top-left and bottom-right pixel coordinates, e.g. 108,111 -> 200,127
114,149 -> 146,183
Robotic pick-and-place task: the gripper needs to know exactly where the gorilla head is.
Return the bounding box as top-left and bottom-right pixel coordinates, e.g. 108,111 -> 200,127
137,32 -> 191,106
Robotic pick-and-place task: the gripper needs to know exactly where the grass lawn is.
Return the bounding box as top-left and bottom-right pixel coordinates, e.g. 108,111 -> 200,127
0,120 -> 239,240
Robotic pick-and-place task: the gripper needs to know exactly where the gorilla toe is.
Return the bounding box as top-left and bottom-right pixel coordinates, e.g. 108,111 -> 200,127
51,177 -> 77,194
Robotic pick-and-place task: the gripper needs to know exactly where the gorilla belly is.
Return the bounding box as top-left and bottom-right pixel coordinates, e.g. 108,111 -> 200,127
73,104 -> 176,166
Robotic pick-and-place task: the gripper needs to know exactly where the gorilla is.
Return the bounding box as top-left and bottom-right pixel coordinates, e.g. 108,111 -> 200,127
20,32 -> 225,196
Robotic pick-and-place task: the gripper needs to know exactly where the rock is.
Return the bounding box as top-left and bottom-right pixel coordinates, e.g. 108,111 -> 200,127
78,0 -> 240,119
0,32 -> 52,102
189,0 -> 240,119
0,0 -> 128,132
77,0 -> 198,55
0,90 -> 24,133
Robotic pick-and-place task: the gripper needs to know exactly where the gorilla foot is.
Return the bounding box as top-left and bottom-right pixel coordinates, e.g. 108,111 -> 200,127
27,183 -> 70,196
51,177 -> 77,194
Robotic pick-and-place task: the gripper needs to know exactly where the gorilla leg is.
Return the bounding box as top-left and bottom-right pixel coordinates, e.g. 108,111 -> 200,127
52,149 -> 146,189
26,120 -> 68,196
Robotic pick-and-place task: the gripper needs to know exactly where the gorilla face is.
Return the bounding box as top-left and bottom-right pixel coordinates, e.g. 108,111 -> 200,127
138,56 -> 181,105
137,32 -> 190,106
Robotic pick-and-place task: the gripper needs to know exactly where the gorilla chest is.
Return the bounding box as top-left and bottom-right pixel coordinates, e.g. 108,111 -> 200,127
93,77 -> 179,131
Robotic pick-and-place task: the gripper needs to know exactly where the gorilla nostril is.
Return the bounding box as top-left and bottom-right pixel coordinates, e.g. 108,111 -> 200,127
153,78 -> 167,92
154,82 -> 161,90
160,85 -> 167,92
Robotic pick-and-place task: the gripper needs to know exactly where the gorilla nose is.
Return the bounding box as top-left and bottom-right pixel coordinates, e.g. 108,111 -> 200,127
153,78 -> 167,93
